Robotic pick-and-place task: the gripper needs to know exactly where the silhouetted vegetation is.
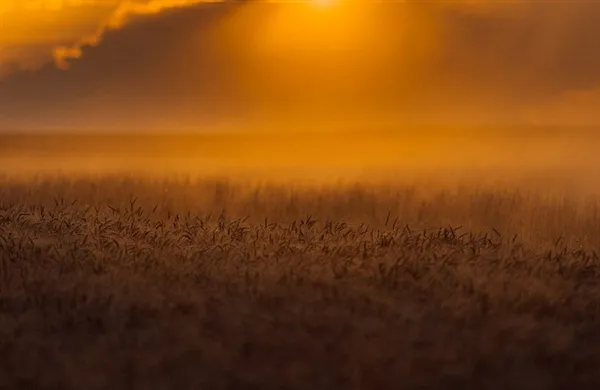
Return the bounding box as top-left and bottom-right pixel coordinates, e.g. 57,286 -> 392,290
1,177 -> 599,389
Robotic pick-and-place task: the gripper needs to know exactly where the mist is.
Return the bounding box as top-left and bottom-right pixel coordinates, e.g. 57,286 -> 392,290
1,1 -> 599,192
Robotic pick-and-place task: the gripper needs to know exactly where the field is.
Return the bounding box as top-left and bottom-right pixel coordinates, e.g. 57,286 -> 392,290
2,172 -> 600,390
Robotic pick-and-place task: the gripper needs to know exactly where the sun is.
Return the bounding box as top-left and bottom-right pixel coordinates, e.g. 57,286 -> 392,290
313,0 -> 334,6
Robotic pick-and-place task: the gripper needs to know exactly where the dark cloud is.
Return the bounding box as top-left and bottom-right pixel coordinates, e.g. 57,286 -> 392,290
1,1 -> 600,131
437,3 -> 600,96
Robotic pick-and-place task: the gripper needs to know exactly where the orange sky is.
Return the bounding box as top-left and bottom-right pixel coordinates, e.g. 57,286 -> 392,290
1,0 -> 600,130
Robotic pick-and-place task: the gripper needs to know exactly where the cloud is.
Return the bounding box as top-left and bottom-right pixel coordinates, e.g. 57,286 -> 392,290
0,1 -> 120,74
0,0 -> 219,75
52,0 -> 222,70
0,1 -> 241,130
1,0 -> 530,74
1,1 -> 600,130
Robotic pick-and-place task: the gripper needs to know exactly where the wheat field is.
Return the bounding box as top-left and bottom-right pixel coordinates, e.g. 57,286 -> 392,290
1,174 -> 600,389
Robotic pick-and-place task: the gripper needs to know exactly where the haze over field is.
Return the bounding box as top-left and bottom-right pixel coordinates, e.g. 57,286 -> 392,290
0,131 -> 598,196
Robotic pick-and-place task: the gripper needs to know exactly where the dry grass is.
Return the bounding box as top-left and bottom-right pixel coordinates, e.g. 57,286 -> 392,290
1,176 -> 600,389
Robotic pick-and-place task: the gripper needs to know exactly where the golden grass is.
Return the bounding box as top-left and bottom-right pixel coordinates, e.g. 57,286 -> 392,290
1,175 -> 600,389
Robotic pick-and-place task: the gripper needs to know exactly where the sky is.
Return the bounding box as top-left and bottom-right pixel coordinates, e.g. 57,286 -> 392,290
1,0 -> 600,131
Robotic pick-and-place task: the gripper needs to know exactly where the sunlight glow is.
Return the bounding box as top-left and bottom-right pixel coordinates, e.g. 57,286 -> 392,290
312,0 -> 334,7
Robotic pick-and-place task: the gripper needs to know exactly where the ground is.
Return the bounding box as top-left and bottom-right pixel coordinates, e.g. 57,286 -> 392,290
1,176 -> 600,389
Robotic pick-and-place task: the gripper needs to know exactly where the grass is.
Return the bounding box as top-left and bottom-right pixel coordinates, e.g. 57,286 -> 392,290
1,175 -> 600,389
